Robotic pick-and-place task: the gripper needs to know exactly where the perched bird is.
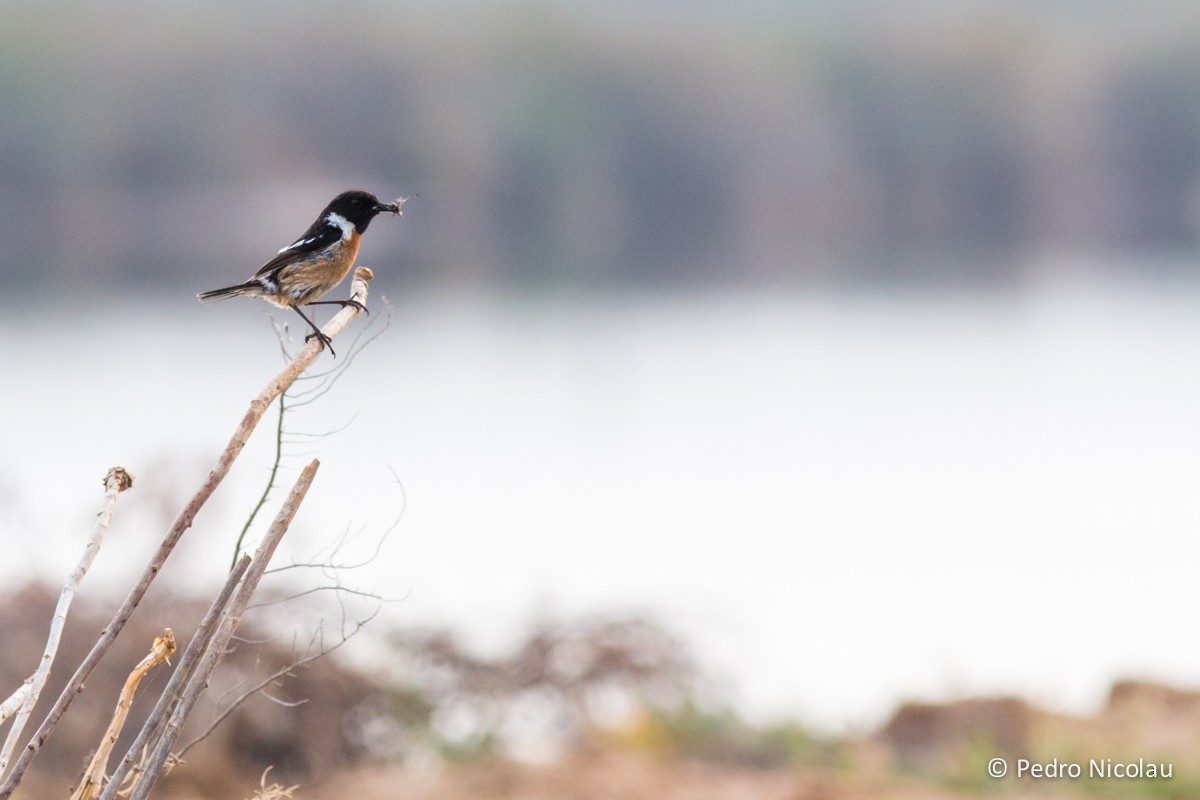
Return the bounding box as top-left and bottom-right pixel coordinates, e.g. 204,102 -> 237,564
198,189 -> 403,356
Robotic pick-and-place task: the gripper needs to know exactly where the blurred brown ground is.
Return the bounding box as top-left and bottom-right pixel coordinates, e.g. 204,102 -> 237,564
314,753 -> 895,800
239,681 -> 1200,800
6,586 -> 1200,800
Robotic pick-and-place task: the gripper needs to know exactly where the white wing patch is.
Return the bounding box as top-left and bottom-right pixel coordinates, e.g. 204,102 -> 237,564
274,211 -> 352,255
278,237 -> 315,255
325,211 -> 355,239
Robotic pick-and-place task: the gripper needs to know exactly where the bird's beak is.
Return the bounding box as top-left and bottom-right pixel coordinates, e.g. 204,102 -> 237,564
376,197 -> 407,216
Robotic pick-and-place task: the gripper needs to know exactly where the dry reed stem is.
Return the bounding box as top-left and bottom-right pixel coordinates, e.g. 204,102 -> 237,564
0,467 -> 134,771
70,630 -> 176,800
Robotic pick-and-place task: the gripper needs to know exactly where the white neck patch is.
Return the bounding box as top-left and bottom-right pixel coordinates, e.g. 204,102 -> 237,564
325,211 -> 355,238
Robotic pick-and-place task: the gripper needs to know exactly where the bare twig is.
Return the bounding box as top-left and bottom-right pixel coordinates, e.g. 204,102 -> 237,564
99,556 -> 252,800
0,467 -> 134,771
0,270 -> 372,800
288,297 -> 392,408
70,630 -> 176,800
176,609 -> 378,760
233,391 -> 288,570
127,460 -> 320,800
249,582 -> 398,608
269,466 -> 405,577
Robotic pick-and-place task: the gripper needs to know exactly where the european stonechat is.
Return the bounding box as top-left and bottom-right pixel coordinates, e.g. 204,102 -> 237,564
198,189 -> 403,356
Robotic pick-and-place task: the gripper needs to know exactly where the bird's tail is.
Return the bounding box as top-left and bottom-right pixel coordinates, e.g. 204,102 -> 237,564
197,281 -> 258,302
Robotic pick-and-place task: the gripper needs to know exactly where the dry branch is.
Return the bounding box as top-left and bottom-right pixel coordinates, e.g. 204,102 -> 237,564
100,555 -> 252,800
0,270 -> 372,800
70,630 -> 176,800
0,467 -> 134,769
125,459 -> 320,800
0,691 -> 26,729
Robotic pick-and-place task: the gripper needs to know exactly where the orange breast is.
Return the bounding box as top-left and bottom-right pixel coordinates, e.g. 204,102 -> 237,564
283,231 -> 363,305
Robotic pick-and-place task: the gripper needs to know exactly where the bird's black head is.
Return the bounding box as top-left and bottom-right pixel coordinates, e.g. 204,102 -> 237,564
325,190 -> 402,233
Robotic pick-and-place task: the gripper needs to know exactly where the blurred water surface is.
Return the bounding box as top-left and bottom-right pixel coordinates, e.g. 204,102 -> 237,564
2,274 -> 1198,728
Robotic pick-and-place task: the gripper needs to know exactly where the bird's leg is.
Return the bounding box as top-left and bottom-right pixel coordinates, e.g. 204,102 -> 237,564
291,304 -> 336,358
305,299 -> 369,316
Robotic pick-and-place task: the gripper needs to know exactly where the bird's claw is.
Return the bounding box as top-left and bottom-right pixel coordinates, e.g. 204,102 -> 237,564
305,298 -> 369,316
304,330 -> 337,358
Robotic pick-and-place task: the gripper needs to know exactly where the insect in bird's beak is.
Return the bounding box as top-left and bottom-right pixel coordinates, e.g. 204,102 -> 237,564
377,197 -> 408,216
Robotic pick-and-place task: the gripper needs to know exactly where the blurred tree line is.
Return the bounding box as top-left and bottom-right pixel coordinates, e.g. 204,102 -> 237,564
2,1 -> 1200,299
